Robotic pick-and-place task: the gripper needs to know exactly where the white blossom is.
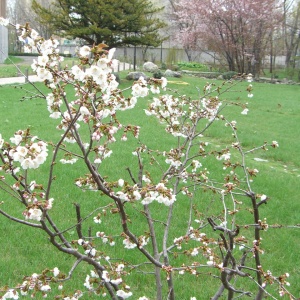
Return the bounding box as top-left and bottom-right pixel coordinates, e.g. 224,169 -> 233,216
241,108 -> 249,115
2,289 -> 19,299
71,65 -> 85,81
0,133 -> 4,149
116,290 -> 132,299
38,55 -> 49,67
0,17 -> 9,26
123,238 -> 137,249
25,208 -> 43,221
36,67 -> 53,81
79,45 -> 91,57
53,267 -> 60,277
102,271 -> 110,282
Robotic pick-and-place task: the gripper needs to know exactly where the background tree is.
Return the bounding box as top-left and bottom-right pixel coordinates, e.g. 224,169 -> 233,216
32,0 -> 166,48
7,0 -> 54,52
282,0 -> 300,77
168,0 -> 201,62
171,0 -> 282,76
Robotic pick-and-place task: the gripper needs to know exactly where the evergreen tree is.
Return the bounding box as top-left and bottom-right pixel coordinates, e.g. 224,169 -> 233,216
32,0 -> 166,48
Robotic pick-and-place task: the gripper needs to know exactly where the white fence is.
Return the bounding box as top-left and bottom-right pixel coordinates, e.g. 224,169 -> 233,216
57,44 -> 289,68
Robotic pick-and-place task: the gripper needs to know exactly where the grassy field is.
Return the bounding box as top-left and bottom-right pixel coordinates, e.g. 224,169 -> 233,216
0,73 -> 300,299
0,56 -> 79,78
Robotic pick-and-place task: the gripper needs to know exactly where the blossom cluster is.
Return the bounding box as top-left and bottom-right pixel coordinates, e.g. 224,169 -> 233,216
0,268 -> 61,299
0,131 -> 48,172
0,132 -> 52,222
173,227 -> 218,268
0,17 -> 9,26
8,132 -> 48,170
83,264 -> 132,298
114,177 -> 176,206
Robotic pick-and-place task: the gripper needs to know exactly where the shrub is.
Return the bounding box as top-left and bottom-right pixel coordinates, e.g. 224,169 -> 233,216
153,69 -> 163,79
222,71 -> 238,80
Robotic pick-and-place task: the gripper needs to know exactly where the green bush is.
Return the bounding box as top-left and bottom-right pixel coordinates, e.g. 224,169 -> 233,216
153,69 -> 163,79
222,71 -> 238,80
177,61 -> 209,70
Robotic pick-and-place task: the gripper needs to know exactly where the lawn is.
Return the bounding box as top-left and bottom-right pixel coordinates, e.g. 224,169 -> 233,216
0,56 -> 79,78
0,73 -> 300,299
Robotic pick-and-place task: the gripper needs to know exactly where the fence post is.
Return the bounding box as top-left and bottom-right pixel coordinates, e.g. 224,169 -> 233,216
25,68 -> 28,83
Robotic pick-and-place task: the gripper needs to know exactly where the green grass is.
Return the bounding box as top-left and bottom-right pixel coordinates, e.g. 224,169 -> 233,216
0,56 -> 79,78
263,68 -> 300,82
0,75 -> 300,299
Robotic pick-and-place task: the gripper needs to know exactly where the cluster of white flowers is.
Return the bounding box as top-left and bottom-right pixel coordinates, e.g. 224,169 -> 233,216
200,97 -> 222,121
216,151 -> 231,161
96,231 -> 115,246
191,248 -> 199,256
77,239 -> 97,258
191,159 -> 202,173
123,237 -> 137,249
145,94 -> 188,137
0,17 -> 9,26
206,255 -> 215,266
138,235 -> 149,249
23,207 -> 43,221
46,93 -> 63,119
72,48 -> 118,88
116,289 -> 132,299
28,34 -> 63,82
60,158 -> 78,164
1,289 -> 19,300
84,266 -> 128,297
16,273 -> 54,298
115,179 -> 176,207
83,269 -> 101,290
7,132 -> 48,170
132,77 -> 149,97
165,148 -> 184,169
140,182 -> 176,206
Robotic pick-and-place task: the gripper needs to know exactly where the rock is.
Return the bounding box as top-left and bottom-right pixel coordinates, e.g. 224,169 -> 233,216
143,61 -> 159,72
164,69 -> 182,78
126,72 -> 148,81
113,72 -> 121,83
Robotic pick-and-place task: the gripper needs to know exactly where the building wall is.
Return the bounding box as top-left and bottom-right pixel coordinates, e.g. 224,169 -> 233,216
0,0 -> 7,18
0,0 -> 8,63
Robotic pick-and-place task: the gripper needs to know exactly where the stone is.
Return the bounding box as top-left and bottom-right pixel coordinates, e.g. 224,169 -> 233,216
126,72 -> 148,81
113,73 -> 121,83
164,69 -> 182,78
143,61 -> 159,72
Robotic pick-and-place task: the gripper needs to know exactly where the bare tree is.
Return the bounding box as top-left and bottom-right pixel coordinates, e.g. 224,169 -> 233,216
283,0 -> 300,74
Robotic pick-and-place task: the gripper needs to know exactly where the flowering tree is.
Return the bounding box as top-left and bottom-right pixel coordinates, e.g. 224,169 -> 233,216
0,17 -> 296,300
171,0 -> 281,76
